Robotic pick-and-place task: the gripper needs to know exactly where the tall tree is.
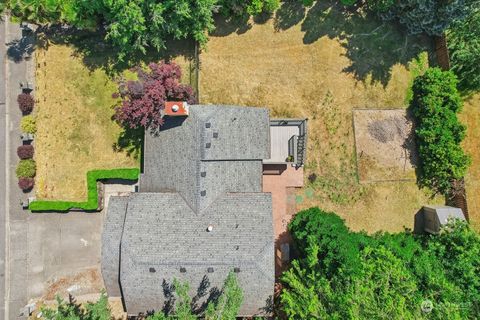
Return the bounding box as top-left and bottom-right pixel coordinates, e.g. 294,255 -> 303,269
447,4 -> 480,93
148,272 -> 243,319
281,207 -> 478,319
114,61 -> 196,131
370,0 -> 474,36
41,293 -> 111,320
3,0 -> 218,61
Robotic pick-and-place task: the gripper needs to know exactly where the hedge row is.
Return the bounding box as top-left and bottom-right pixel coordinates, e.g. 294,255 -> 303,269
29,168 -> 140,212
410,67 -> 470,195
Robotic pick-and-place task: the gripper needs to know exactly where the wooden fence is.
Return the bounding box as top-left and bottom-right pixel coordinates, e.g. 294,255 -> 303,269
434,34 -> 469,220
434,34 -> 451,71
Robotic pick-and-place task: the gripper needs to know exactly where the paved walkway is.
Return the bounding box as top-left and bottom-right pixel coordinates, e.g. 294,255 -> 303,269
262,164 -> 303,277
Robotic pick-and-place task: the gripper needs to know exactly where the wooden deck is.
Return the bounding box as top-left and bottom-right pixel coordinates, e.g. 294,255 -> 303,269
265,125 -> 299,163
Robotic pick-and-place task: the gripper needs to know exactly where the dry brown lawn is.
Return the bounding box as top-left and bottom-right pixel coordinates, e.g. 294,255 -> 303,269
35,45 -> 137,201
460,93 -> 480,230
200,7 -> 444,233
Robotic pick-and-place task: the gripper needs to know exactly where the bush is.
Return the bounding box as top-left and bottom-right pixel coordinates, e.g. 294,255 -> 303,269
29,168 -> 140,212
17,93 -> 34,114
20,115 -> 36,134
16,159 -> 36,178
18,177 -> 34,191
410,68 -> 470,195
17,145 -> 34,159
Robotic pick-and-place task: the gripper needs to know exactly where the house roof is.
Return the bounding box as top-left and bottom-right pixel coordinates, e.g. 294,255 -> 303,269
102,105 -> 274,316
140,105 -> 270,213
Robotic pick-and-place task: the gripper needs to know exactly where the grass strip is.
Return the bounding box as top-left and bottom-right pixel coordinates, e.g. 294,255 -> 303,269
29,168 -> 140,212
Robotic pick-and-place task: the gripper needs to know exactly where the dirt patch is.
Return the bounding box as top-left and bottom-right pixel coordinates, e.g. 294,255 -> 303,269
353,109 -> 417,182
43,268 -> 104,301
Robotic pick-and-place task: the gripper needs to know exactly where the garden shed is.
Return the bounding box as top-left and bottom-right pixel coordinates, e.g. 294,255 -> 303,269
423,205 -> 466,234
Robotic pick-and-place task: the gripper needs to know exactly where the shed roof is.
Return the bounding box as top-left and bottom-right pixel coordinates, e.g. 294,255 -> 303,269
424,205 -> 465,225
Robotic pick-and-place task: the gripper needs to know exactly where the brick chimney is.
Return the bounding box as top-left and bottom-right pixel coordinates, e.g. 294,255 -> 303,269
164,101 -> 189,116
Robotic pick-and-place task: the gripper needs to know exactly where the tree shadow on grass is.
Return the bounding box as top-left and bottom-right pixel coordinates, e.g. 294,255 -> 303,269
275,0 -> 433,85
113,126 -> 144,167
36,25 -> 196,76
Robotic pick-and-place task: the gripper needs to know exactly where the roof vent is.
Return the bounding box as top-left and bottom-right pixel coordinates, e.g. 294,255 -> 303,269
149,267 -> 156,273
207,224 -> 213,232
234,267 -> 241,273
235,245 -> 239,250
180,267 -> 186,273
208,267 -> 214,273
201,190 -> 207,196
200,171 -> 207,177
205,142 -> 211,148
213,132 -> 218,138
205,122 -> 211,128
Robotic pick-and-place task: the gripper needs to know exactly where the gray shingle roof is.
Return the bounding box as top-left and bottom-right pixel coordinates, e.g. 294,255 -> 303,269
101,196 -> 128,297
140,105 -> 270,213
102,105 -> 274,316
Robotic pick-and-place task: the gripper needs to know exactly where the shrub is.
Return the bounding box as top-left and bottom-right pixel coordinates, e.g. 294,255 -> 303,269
17,145 -> 34,159
410,67 -> 470,195
17,93 -> 34,114
15,159 -> 36,178
18,177 -> 34,191
20,115 -> 36,134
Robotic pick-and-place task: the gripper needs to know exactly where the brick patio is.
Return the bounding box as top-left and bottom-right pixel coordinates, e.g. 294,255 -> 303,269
262,164 -> 304,277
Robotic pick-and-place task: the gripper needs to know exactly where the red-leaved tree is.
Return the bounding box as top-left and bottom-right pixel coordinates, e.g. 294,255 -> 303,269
114,61 -> 196,131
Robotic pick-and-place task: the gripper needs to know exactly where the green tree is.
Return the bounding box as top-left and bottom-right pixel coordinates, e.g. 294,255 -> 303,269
281,208 -> 479,319
447,5 -> 480,93
410,67 -> 470,195
41,293 -> 111,320
371,0 -> 474,36
205,272 -> 243,320
4,0 -> 217,62
148,271 -> 243,319
5,0 -> 76,24
348,246 -> 421,319
219,0 -> 280,17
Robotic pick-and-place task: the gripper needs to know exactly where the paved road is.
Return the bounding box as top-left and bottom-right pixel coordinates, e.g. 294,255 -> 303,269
1,16 -> 7,320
